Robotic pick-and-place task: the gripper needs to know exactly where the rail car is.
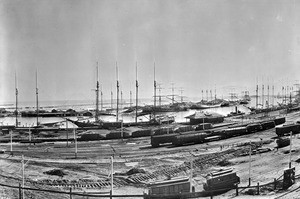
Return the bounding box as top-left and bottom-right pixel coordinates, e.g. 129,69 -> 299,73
131,129 -> 152,138
153,127 -> 175,136
275,123 -> 300,137
203,169 -> 240,193
151,133 -> 177,147
260,120 -> 276,130
222,127 -> 248,139
274,117 -> 286,125
172,131 -> 207,146
246,123 -> 262,133
173,125 -> 195,133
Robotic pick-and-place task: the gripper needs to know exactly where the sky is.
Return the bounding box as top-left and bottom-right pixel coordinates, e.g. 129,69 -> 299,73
0,0 -> 300,105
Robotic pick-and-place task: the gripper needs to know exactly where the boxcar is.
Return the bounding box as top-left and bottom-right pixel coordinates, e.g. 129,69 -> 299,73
275,123 -> 300,137
172,132 -> 207,146
246,123 -> 262,133
223,127 -> 247,138
260,121 -> 276,130
274,117 -> 286,125
203,169 -> 240,192
148,177 -> 191,195
151,133 -> 176,147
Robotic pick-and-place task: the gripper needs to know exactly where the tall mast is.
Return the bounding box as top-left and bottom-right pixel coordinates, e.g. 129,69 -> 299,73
171,83 -> 175,104
256,84 -> 258,109
154,62 -> 156,117
201,90 -> 203,101
95,62 -> 99,122
130,90 -> 132,108
116,62 -> 119,122
111,90 -> 113,109
15,72 -> 18,127
36,70 -> 39,126
135,62 -> 138,123
100,84 -> 103,111
267,84 -> 270,108
272,85 -> 274,106
262,84 -> 264,108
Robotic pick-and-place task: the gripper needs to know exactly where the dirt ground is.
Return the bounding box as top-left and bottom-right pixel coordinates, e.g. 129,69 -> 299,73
1,111 -> 300,198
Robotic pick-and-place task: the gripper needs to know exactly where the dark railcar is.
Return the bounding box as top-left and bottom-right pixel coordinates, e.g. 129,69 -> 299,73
79,133 -> 105,141
106,131 -> 130,139
223,127 -> 247,138
151,133 -> 176,147
153,127 -> 174,136
274,117 -> 286,125
246,123 -> 263,133
172,131 -> 207,146
203,169 -> 240,193
131,129 -> 152,138
260,121 -> 276,130
275,123 -> 300,137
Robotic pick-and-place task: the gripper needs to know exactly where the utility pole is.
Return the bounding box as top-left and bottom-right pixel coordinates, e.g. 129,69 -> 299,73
110,156 -> 114,195
21,155 -> 25,199
249,141 -> 252,186
201,90 -> 204,102
171,83 -> 175,104
262,84 -> 264,108
66,118 -> 69,147
289,132 -> 292,168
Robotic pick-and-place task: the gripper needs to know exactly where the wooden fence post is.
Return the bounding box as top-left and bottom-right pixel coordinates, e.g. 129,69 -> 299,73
110,190 -> 112,199
69,187 -> 72,199
236,184 -> 239,196
274,178 -> 277,190
257,182 -> 260,195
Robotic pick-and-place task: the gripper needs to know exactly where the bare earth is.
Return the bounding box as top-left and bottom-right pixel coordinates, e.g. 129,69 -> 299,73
1,111 -> 300,199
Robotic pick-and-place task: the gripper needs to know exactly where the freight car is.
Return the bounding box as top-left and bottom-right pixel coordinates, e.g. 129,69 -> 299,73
203,169 -> 240,193
246,123 -> 262,133
153,127 -> 174,136
222,127 -> 247,139
275,123 -> 300,137
173,125 -> 195,133
131,129 -> 152,138
260,121 -> 276,130
172,131 -> 207,146
274,117 -> 286,125
106,131 -> 130,139
151,133 -> 177,147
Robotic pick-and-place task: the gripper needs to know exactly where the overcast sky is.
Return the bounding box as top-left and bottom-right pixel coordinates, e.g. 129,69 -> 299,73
0,0 -> 299,104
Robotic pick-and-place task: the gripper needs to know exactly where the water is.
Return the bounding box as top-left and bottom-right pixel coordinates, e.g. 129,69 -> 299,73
0,96 -> 285,126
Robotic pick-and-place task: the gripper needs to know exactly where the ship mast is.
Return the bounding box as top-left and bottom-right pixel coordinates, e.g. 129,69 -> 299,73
95,62 -> 100,122
135,62 -> 138,123
100,84 -> 103,111
36,70 -> 39,126
15,72 -> 18,127
116,62 -> 119,122
154,62 -> 156,117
